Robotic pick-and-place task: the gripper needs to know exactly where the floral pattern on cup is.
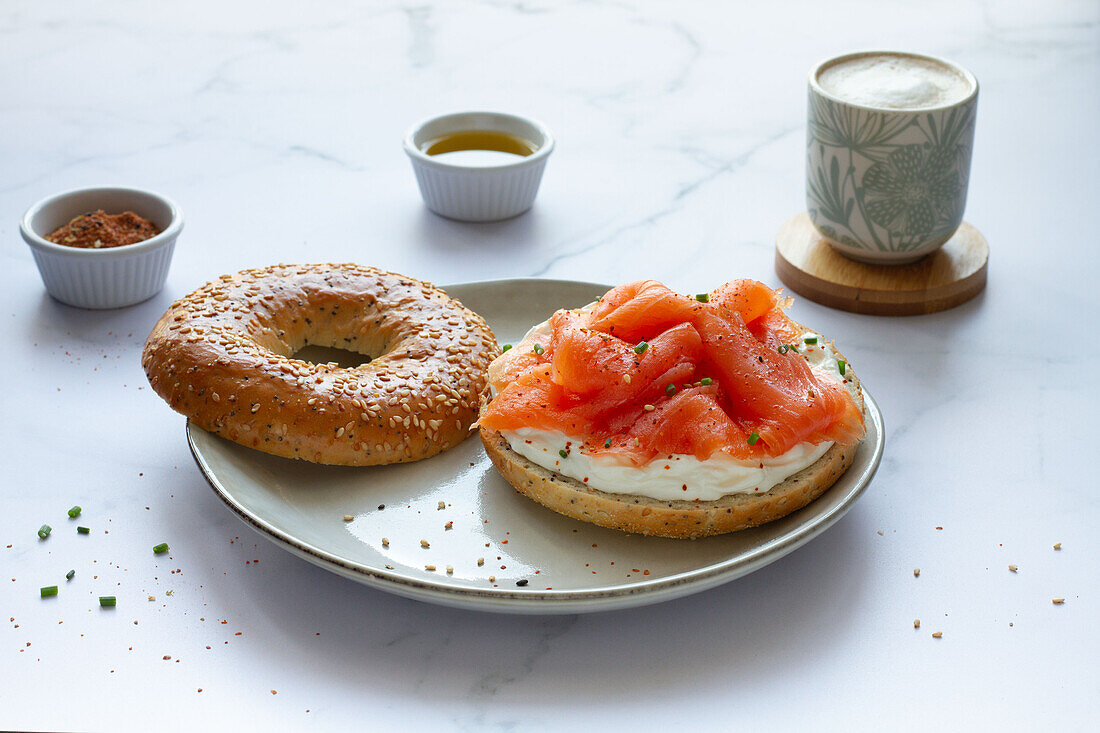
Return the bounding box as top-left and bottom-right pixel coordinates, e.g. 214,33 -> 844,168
806,57 -> 978,264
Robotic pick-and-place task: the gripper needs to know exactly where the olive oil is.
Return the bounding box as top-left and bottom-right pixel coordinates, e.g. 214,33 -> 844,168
420,130 -> 539,166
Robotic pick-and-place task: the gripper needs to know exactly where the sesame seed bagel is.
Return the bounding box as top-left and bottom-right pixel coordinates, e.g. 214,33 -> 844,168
480,428 -> 858,539
142,263 -> 499,465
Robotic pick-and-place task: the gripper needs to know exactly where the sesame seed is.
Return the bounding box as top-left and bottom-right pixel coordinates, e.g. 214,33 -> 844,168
420,540 -> 430,548
477,558 -> 484,566
913,569 -> 920,577
437,501 -> 446,510
1053,542 -> 1062,550
1052,597 -> 1065,604
425,565 -> 436,571
932,631 -> 942,639
643,404 -> 655,411
913,619 -> 920,628
1008,564 -> 1017,572
343,515 -> 353,522
381,537 -> 389,547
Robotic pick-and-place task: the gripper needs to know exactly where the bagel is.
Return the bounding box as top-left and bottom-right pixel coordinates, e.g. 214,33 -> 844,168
142,263 -> 498,465
476,279 -> 866,538
480,428 -> 858,539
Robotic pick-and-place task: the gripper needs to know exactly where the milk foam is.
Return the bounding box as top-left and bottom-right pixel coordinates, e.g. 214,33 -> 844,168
818,54 -> 972,109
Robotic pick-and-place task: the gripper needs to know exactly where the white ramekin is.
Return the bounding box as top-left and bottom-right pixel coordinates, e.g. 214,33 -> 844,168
21,187 -> 184,309
403,111 -> 554,222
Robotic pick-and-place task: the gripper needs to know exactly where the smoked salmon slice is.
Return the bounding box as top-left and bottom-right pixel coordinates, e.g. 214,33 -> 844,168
480,280 -> 864,463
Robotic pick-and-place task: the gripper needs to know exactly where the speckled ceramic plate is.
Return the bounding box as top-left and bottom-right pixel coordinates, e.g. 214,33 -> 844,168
187,278 -> 885,614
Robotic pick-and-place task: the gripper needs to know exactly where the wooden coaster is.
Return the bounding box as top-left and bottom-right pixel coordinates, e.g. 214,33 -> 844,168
775,212 -> 988,316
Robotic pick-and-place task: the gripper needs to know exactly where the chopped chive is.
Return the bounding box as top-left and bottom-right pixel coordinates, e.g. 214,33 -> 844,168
666,383 -> 677,396
77,526 -> 90,534
788,344 -> 799,353
695,293 -> 710,303
838,360 -> 846,376
533,343 -> 545,355
37,524 -> 51,540
41,585 -> 58,597
634,341 -> 648,355
558,449 -> 568,459
747,432 -> 761,446
501,344 -> 512,352
67,505 -> 82,518
778,345 -> 789,354
66,569 -> 75,581
701,377 -> 713,386
803,336 -> 818,345
153,543 -> 169,555
99,596 -> 116,607
604,438 -> 612,448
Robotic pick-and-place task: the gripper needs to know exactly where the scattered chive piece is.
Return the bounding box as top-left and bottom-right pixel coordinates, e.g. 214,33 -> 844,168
37,525 -> 51,539
533,343 -> 545,355
701,377 -> 713,386
99,596 -> 116,607
666,384 -> 677,396
153,543 -> 169,555
695,293 -> 710,303
67,505 -> 82,518
66,570 -> 75,581
634,341 -> 648,355
788,344 -> 799,353
604,438 -> 612,448
77,526 -> 90,534
778,345 -> 789,354
558,449 -> 569,459
747,432 -> 761,446
41,585 -> 58,597
501,344 -> 512,352
838,360 -> 846,375
804,336 -> 818,345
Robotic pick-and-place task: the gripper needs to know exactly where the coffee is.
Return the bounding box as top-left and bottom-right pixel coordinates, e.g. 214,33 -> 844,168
817,53 -> 972,110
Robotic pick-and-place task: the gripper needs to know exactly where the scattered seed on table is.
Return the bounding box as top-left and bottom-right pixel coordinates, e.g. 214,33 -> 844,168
420,540 -> 430,548
1053,597 -> 1065,604
425,565 -> 436,571
1053,542 -> 1062,550
437,501 -> 446,510
913,619 -> 920,628
444,521 -> 453,530
477,557 -> 484,566
1009,564 -> 1018,572
381,537 -> 389,547
516,579 -> 528,587
931,631 -> 942,638
913,569 -> 920,577
343,515 -> 353,522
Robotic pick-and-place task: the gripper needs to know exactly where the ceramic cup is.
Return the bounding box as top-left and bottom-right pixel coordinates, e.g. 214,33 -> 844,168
404,111 -> 554,222
21,186 -> 183,308
806,51 -> 978,264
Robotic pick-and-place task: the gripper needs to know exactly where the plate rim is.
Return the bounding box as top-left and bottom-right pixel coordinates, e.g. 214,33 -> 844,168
186,277 -> 886,613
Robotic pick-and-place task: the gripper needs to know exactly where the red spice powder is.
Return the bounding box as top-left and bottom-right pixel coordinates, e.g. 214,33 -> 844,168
46,210 -> 160,249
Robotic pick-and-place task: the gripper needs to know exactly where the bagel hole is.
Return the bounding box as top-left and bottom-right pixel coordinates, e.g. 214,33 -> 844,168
293,344 -> 373,368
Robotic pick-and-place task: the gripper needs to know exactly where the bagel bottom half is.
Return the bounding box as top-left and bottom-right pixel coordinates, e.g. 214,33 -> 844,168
480,428 -> 858,539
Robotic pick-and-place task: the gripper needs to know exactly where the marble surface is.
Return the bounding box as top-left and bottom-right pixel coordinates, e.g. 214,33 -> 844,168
2,0 -> 1097,729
